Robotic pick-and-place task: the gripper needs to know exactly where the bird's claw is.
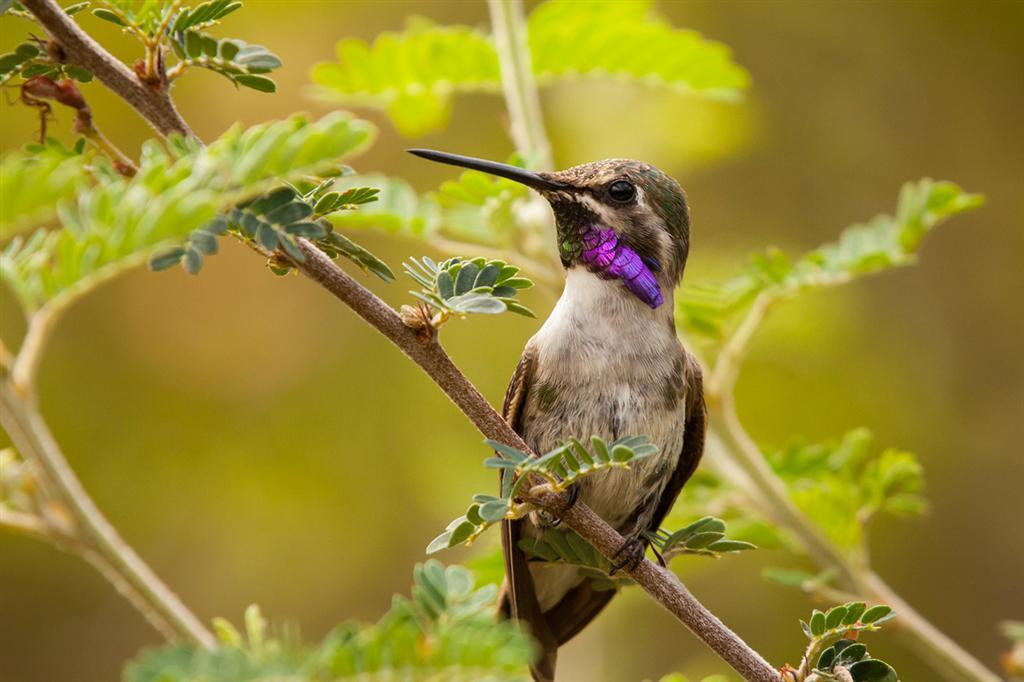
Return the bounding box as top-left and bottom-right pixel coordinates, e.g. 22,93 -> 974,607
608,536 -> 646,575
548,484 -> 580,527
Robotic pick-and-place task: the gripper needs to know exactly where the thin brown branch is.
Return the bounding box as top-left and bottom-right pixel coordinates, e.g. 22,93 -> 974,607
21,0 -> 192,138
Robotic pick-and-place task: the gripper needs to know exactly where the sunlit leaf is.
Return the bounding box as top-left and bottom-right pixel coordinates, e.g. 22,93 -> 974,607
124,561 -> 533,682
1,113 -> 374,312
312,0 -> 748,136
679,179 -> 984,346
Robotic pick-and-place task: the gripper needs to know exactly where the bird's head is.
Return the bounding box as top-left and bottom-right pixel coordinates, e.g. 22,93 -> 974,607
409,150 -> 690,309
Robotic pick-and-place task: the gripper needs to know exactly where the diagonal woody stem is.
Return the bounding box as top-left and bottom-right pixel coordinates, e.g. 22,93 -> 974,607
17,0 -> 781,678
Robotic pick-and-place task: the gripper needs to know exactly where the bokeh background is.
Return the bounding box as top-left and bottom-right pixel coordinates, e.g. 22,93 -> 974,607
1,1 -> 1022,681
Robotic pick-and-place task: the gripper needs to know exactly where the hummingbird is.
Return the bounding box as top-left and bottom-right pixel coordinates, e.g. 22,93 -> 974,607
409,149 -> 706,682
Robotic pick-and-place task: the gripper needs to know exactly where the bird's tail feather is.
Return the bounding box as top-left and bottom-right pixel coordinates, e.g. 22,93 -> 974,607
500,518 -> 558,681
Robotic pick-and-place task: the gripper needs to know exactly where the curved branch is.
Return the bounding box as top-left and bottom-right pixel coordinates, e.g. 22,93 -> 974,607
10,307 -> 57,393
0,383 -> 215,648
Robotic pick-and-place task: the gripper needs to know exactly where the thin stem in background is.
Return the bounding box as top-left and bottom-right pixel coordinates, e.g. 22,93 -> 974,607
487,0 -> 552,171
706,305 -> 1001,682
0,382 -> 216,648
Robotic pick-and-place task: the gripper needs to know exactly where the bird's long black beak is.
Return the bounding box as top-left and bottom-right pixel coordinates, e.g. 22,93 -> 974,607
407,149 -> 568,192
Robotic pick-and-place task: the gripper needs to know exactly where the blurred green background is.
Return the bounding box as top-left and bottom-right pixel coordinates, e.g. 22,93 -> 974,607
1,1 -> 1022,681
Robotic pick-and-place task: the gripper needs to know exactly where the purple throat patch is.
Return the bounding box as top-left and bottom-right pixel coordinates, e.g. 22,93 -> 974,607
579,226 -> 663,309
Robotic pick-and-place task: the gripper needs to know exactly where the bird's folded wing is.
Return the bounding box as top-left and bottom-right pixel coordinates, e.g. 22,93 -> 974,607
496,344 -> 558,681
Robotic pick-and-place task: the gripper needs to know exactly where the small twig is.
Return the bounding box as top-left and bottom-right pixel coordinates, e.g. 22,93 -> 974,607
0,507 -> 52,541
10,307 -> 57,394
706,292 -> 773,401
712,401 -> 859,590
77,545 -> 181,643
21,0 -> 193,137
0,382 -> 215,648
142,0 -> 182,84
0,338 -> 13,372
706,295 -> 1002,682
487,0 -> 552,170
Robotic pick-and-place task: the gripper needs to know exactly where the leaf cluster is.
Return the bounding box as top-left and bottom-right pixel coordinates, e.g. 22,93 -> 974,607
679,179 -> 984,346
427,436 -> 656,554
124,561 -> 534,682
328,173 -> 439,236
332,162 -> 539,257
769,429 -> 926,552
0,38 -> 92,85
90,0 -> 186,35
1,113 -> 374,313
489,435 -> 657,498
405,255 -> 534,319
645,515 -> 756,559
168,31 -> 280,92
312,0 -> 749,136
84,0 -> 281,91
1,1 -> 88,21
789,602 -> 898,682
152,176 -> 393,282
0,137 -> 88,238
519,513 -> 754,593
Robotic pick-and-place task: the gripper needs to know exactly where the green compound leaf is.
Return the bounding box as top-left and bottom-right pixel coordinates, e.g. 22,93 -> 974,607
529,0 -> 748,95
2,113 -> 374,313
766,429 -> 927,552
311,20 -> 499,136
405,255 -> 534,319
312,0 -> 748,136
798,602 -> 901,682
171,0 -> 242,34
679,178 -> 984,346
124,561 -> 533,682
328,174 -> 440,237
169,30 -> 282,91
645,515 -> 756,560
0,138 -> 87,238
315,229 -> 395,283
0,40 -> 41,84
431,435 -> 657,554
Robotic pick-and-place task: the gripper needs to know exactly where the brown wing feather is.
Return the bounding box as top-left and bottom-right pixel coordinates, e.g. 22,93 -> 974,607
651,351 -> 706,531
496,345 -> 558,681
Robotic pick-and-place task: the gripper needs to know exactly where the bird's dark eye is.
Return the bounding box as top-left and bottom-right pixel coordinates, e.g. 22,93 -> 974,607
608,180 -> 636,203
